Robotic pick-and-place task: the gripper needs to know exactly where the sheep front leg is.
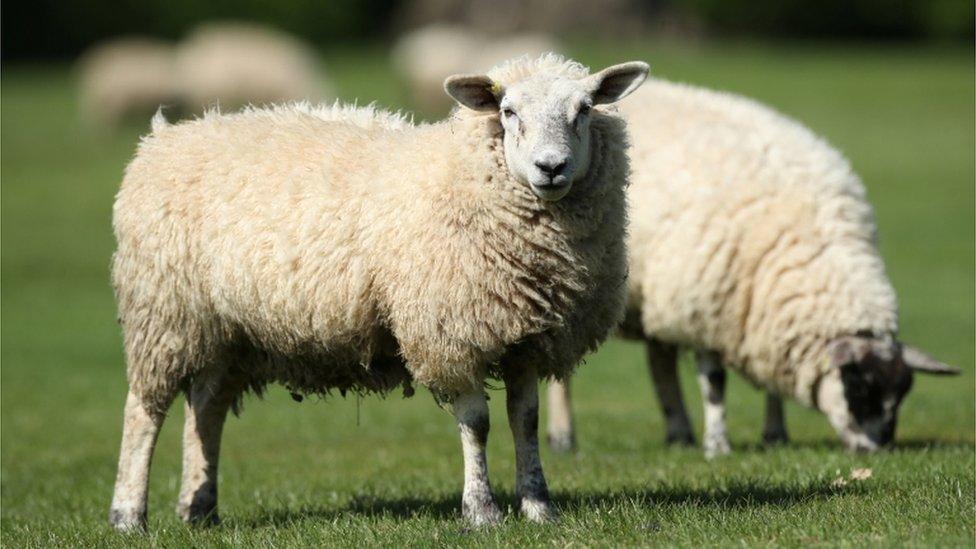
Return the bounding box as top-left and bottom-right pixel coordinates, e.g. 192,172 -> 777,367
505,367 -> 554,522
109,390 -> 171,531
762,394 -> 789,445
696,350 -> 731,458
646,339 -> 695,445
176,374 -> 240,525
546,379 -> 576,453
451,391 -> 502,527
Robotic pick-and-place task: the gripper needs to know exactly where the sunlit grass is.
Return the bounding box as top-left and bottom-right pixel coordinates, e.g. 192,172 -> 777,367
2,41 -> 973,546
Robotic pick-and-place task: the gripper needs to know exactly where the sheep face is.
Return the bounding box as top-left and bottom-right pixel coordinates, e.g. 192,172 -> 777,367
445,61 -> 648,201
816,335 -> 958,452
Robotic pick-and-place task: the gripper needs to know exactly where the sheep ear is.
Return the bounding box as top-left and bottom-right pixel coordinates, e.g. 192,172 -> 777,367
585,61 -> 650,105
444,74 -> 500,112
902,344 -> 960,375
826,336 -> 872,367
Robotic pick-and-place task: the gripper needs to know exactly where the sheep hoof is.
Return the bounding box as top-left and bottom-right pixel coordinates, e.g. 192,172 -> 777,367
520,497 -> 557,523
109,507 -> 147,532
177,500 -> 220,526
762,431 -> 789,445
665,431 -> 696,447
703,436 -> 731,459
463,499 -> 503,527
547,431 -> 576,453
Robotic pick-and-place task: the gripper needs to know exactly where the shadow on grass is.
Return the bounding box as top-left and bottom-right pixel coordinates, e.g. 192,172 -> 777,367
733,437 -> 974,453
236,439 -> 973,528
240,478 -> 847,527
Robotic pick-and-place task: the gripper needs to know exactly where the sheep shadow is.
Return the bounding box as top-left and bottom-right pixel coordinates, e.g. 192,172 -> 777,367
240,478 -> 844,528
733,437 -> 973,453
234,438 -> 971,528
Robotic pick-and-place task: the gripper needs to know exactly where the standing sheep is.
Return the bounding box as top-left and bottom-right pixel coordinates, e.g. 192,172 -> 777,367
108,54 -> 649,531
546,78 -> 958,457
174,23 -> 328,113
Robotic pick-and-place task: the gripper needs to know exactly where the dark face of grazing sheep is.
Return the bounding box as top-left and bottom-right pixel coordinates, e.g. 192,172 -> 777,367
816,335 -> 959,452
445,61 -> 649,202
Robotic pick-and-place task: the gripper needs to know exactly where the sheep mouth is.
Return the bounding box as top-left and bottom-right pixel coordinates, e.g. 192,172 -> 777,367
530,179 -> 571,201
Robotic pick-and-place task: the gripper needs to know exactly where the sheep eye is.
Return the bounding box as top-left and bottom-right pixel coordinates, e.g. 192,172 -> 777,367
501,107 -> 516,119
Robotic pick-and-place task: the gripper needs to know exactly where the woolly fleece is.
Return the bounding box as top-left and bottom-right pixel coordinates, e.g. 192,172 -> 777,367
113,56 -> 631,414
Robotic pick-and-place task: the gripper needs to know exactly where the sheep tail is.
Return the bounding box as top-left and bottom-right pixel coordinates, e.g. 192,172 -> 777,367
150,108 -> 169,133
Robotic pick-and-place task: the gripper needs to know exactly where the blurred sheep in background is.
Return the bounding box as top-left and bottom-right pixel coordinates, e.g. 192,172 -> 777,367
392,24 -> 560,114
77,23 -> 330,131
175,23 -> 329,113
78,37 -> 181,131
396,0 -> 649,37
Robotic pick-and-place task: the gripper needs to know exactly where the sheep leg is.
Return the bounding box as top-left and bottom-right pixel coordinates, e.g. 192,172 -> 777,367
545,379 -> 576,453
506,367 -> 554,522
109,390 -> 172,531
762,394 -> 789,444
646,339 -> 695,445
696,350 -> 731,458
451,391 -> 502,527
176,372 -> 241,525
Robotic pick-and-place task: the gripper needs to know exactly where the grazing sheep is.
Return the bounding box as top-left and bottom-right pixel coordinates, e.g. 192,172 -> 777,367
175,23 -> 328,113
392,24 -> 560,114
546,78 -> 958,457
108,54 -> 649,531
78,38 -> 180,131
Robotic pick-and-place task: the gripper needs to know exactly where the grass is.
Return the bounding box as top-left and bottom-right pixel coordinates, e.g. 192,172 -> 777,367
2,40 -> 974,546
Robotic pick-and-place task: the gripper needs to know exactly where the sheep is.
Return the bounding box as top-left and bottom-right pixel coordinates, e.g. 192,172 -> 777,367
107,53 -> 649,531
174,22 -> 328,114
78,37 -> 180,131
392,24 -> 560,114
546,77 -> 959,457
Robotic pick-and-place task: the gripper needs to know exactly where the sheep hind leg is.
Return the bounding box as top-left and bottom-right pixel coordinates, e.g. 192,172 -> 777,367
646,339 -> 695,446
545,379 -> 576,453
109,389 -> 175,532
506,367 -> 554,522
176,369 -> 244,525
696,350 -> 731,458
762,394 -> 789,445
450,390 -> 502,527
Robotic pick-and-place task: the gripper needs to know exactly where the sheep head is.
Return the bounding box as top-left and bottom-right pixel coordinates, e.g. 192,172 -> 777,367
444,55 -> 648,202
815,334 -> 959,452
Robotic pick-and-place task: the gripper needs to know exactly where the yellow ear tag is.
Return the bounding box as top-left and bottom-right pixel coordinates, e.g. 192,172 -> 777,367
490,82 -> 502,96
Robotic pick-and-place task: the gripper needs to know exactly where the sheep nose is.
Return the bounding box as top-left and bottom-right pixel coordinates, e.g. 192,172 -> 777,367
534,157 -> 568,178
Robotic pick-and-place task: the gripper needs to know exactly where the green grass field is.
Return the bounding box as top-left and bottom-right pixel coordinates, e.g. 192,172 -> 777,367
2,41 -> 973,546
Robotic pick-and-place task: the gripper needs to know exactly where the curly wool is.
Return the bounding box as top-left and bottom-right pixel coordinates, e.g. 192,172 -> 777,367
621,79 -> 898,405
114,67 -> 630,415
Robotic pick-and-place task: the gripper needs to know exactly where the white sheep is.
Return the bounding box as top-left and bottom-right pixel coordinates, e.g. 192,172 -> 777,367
108,54 -> 649,530
174,22 -> 329,113
78,37 -> 180,131
546,77 -> 958,457
392,24 -> 560,114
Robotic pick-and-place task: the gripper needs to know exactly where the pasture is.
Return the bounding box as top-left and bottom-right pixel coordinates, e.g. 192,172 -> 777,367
2,41 -> 973,546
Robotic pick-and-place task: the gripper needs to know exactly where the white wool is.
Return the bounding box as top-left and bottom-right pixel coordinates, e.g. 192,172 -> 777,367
487,52 -> 589,86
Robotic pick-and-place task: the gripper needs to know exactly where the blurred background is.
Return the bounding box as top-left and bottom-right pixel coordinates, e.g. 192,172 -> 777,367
4,0 -> 975,122
2,1 -> 974,545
